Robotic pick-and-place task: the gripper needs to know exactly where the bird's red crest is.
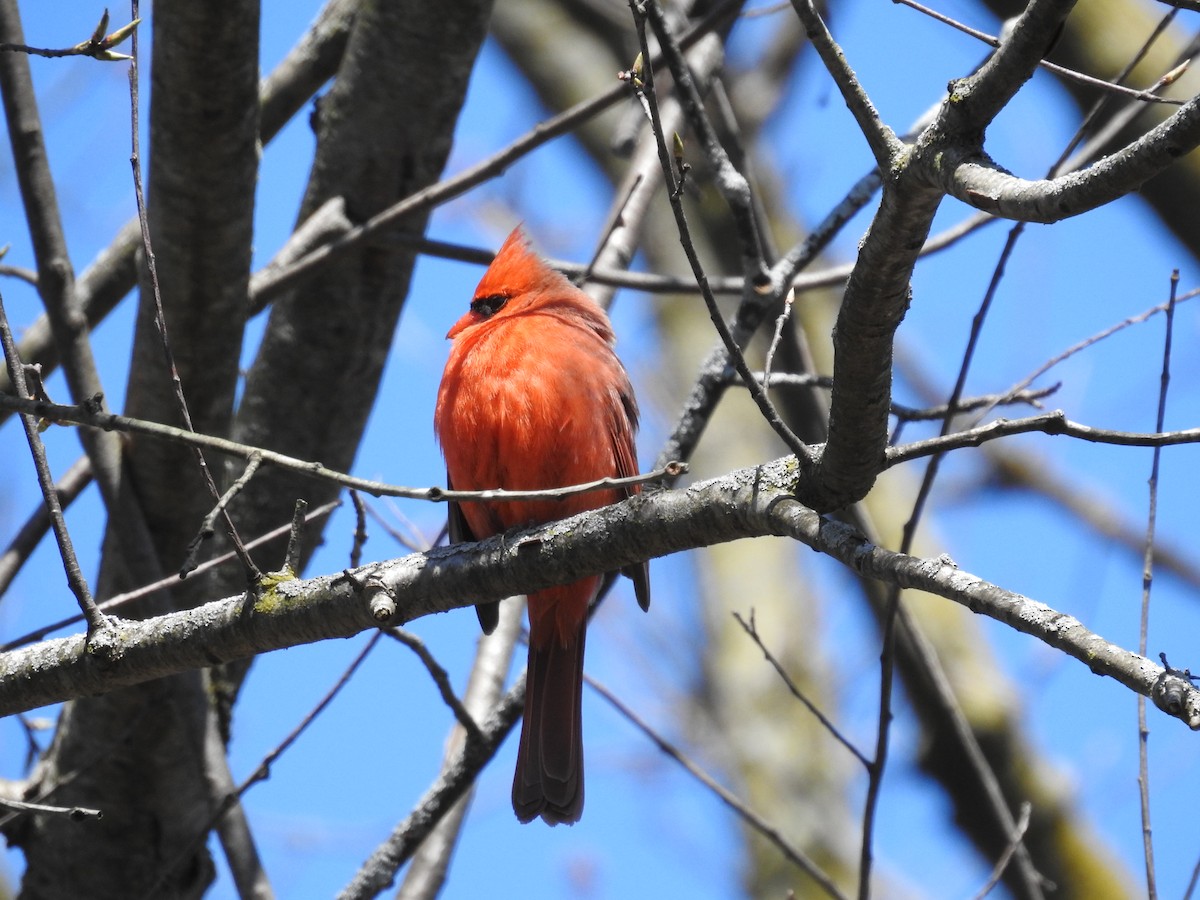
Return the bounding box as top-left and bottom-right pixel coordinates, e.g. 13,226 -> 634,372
472,225 -> 567,303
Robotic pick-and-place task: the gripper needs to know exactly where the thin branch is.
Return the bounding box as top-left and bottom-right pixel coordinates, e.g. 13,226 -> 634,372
152,633 -> 382,898
368,499 -> 433,555
1137,270 -> 1178,900
761,288 -> 793,393
0,391 -> 686,504
349,490 -> 368,569
337,680 -> 526,900
629,0 -> 813,465
642,0 -> 769,280
989,287 -> 1200,421
732,610 -> 869,768
586,671 -> 849,900
732,371 -> 1057,421
1046,5 -> 1187,177
395,601 -> 523,900
787,0 -> 904,167
0,8 -> 138,60
180,454 -> 264,578
282,500 -> 307,576
200,708 -> 272,900
126,10 -> 260,582
971,802 -> 1033,900
0,795 -> 102,820
386,203 -> 992,298
0,291 -> 110,638
384,628 -> 483,744
975,445 -> 1200,593
892,0 -> 1183,106
240,633 -> 381,795
886,412 -> 1200,467
0,262 -> 38,285
0,454 -> 92,598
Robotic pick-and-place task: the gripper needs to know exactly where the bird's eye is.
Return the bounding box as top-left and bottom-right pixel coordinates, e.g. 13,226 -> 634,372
470,293 -> 508,317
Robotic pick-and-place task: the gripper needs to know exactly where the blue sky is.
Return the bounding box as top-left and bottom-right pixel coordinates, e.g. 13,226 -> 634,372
3,1 -> 1200,897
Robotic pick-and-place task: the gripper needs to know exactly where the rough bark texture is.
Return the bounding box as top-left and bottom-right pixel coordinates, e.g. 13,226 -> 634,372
12,3 -> 262,896
7,1 -> 494,896
980,0 -> 1200,258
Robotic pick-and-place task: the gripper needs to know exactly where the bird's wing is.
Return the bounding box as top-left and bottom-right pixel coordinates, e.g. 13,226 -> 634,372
447,470 -> 501,635
610,383 -> 650,612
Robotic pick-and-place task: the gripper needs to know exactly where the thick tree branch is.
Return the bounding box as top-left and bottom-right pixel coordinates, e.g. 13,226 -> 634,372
3,458 -> 1196,729
938,0 -> 1079,132
0,0 -> 357,423
810,176 -> 942,510
934,91 -> 1200,221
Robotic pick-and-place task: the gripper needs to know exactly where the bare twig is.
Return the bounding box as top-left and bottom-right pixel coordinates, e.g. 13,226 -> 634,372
990,287 -> 1200,421
0,7 -> 138,60
0,795 -> 102,820
0,291 -> 110,638
385,206 -> 992,299
586,671 -> 849,900
629,0 -> 813,464
276,502 -> 304,576
180,454 -> 264,578
886,412 -> 1200,467
0,391 -> 687,505
200,708 -> 271,900
337,681 -> 526,900
892,0 -> 1183,106
368,500 -> 432,554
126,6 -> 260,582
731,371 -> 1057,422
241,634 -> 381,794
0,454 -> 92,598
733,611 -> 869,768
349,490 -> 368,569
152,633 -> 382,898
384,628 -> 483,744
971,802 -> 1033,900
1137,271 -> 1178,900
761,288 -> 793,393
788,0 -> 903,167
0,262 -> 38,285
643,2 -> 768,276
395,601 -> 523,900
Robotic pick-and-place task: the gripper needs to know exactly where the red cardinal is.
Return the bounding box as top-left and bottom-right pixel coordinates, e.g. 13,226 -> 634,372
434,227 -> 649,825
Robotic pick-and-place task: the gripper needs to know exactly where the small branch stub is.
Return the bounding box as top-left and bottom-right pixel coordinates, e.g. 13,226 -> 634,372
365,575 -> 397,623
1153,655 -> 1200,728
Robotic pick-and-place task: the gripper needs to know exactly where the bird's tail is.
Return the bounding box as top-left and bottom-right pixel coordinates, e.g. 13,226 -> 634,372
512,612 -> 587,825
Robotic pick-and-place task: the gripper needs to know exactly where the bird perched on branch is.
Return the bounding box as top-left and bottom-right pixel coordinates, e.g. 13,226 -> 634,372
435,226 -> 650,825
